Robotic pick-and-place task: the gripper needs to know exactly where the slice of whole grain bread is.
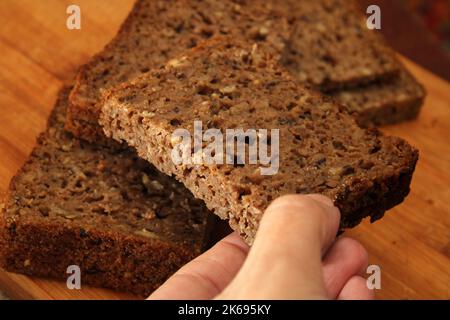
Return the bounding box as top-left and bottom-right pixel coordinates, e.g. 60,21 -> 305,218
99,37 -> 418,244
0,87 -> 212,296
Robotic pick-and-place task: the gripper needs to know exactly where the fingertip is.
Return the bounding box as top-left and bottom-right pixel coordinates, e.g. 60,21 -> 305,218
266,194 -> 309,210
338,275 -> 375,300
262,194 -> 324,233
265,193 -> 336,218
305,194 -> 340,226
220,232 -> 250,254
345,238 -> 369,275
322,237 -> 370,298
262,194 -> 340,245
251,193 -> 342,268
333,237 -> 369,274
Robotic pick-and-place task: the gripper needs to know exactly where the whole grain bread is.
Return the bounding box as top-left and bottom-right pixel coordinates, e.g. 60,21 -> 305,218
285,1 -> 424,125
67,0 -> 291,143
68,0 -> 415,145
0,87 -> 212,296
332,68 -> 426,127
273,0 -> 423,124
100,37 -> 419,244
282,0 -> 400,91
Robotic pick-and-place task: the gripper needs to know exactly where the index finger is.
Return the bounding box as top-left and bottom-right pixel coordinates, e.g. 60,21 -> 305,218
148,232 -> 249,300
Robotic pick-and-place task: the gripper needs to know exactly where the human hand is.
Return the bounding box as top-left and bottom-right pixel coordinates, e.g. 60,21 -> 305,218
148,194 -> 373,300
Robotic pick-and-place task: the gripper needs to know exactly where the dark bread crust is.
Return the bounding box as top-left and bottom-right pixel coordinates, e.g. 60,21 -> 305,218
0,87 -> 211,296
100,37 -> 419,244
0,218 -> 196,297
332,133 -> 418,227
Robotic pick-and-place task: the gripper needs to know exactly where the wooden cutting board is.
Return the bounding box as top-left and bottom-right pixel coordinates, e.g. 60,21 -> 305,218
0,0 -> 449,300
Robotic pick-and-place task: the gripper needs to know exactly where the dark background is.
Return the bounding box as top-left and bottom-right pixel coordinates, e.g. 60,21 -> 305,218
357,0 -> 450,81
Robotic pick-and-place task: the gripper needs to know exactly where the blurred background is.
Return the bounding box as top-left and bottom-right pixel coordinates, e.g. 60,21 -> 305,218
358,0 -> 450,80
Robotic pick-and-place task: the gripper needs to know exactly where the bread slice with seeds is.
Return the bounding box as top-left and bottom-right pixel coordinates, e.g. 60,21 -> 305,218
332,69 -> 425,127
283,0 -> 400,91
68,0 -> 421,144
0,87 -> 212,296
100,37 -> 418,244
67,0 -> 291,143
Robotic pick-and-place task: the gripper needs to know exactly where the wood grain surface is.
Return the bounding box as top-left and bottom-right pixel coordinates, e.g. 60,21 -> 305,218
0,0 -> 449,300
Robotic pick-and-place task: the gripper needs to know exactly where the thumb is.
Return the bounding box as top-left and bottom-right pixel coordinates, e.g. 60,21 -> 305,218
217,194 -> 340,299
